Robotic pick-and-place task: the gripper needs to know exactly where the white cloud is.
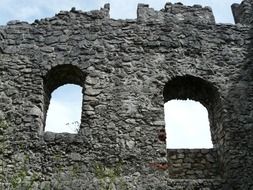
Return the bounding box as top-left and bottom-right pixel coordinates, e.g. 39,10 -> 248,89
0,0 -> 101,24
0,0 -> 243,24
103,0 -> 242,22
168,0 -> 242,23
45,85 -> 82,133
165,100 -> 212,148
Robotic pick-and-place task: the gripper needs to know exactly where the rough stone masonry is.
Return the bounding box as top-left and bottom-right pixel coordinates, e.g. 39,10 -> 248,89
0,0 -> 252,189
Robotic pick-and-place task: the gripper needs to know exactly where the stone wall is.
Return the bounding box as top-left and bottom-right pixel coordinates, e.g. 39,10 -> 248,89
137,3 -> 215,24
232,0 -> 253,24
0,0 -> 252,189
167,149 -> 219,179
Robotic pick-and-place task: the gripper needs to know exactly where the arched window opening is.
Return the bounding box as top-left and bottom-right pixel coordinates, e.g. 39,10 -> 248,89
164,99 -> 212,148
43,64 -> 85,134
163,75 -> 222,148
45,84 -> 82,133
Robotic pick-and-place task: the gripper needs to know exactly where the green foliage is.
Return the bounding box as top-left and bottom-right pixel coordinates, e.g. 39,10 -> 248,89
95,162 -> 121,180
94,162 -> 127,190
1,161 -> 41,189
0,120 -> 41,190
7,154 -> 41,190
65,121 -> 80,133
0,119 -> 8,155
10,169 -> 28,189
71,163 -> 80,177
0,119 -> 8,130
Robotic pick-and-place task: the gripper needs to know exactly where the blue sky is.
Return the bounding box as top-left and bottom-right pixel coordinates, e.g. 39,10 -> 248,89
1,0 -> 242,148
0,0 -> 241,24
45,85 -> 82,133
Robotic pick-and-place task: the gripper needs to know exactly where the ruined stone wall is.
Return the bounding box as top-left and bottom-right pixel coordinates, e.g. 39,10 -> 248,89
232,0 -> 253,24
0,1 -> 252,189
167,149 -> 219,179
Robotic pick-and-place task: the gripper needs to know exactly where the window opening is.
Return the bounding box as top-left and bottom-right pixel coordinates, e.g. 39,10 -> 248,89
43,64 -> 85,134
45,84 -> 82,133
163,75 -> 221,148
164,99 -> 212,148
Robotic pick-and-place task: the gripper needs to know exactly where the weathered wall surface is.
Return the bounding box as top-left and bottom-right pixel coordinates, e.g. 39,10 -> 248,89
0,1 -> 252,189
232,0 -> 253,24
167,149 -> 219,179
